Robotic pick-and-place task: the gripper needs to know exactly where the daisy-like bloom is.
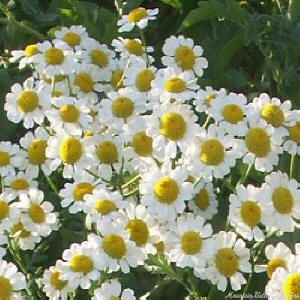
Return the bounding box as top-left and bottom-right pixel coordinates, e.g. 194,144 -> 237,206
4,77 -> 51,129
33,40 -> 75,77
108,57 -> 128,91
18,189 -> 58,237
10,43 -> 40,69
262,170 -> 300,233
92,279 -> 136,300
196,231 -> 251,292
0,260 -> 26,299
139,162 -> 194,220
228,184 -> 271,242
165,213 -> 215,270
184,124 -> 242,181
146,102 -> 201,158
0,192 -> 19,231
188,181 -> 218,220
162,35 -> 208,77
283,118 -> 300,155
57,241 -> 102,290
117,7 -> 159,32
46,96 -> 92,135
150,67 -> 198,103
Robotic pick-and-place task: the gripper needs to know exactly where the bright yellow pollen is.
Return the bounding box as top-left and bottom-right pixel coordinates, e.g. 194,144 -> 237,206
200,139 -> 225,166
0,151 -> 10,167
90,49 -> 108,68
194,188 -> 210,211
45,48 -> 64,65
267,257 -> 286,279
284,273 -> 300,300
69,254 -> 94,274
59,137 -> 82,164
175,45 -> 196,70
215,248 -> 239,277
95,199 -> 117,215
164,77 -> 187,93
160,112 -> 186,141
205,93 -> 217,107
11,179 -> 29,191
240,200 -> 261,227
261,103 -> 285,127
28,203 -> 45,224
126,219 -> 149,246
75,72 -> 94,93
245,128 -> 270,157
73,182 -> 93,201
125,39 -> 144,56
272,187 -> 294,214
50,269 -> 67,290
103,234 -> 127,259
222,104 -> 244,124
154,177 -> 179,204
0,276 -> 12,300
11,222 -> 31,238
111,69 -> 124,89
18,90 -> 39,113
28,139 -> 47,165
181,231 -> 202,255
135,69 -> 155,92
128,7 -> 148,23
63,32 -> 81,47
24,44 -> 39,57
112,97 -> 134,119
289,122 -> 300,143
0,200 -> 9,220
60,104 -> 80,123
96,141 -> 118,164
132,131 -> 153,157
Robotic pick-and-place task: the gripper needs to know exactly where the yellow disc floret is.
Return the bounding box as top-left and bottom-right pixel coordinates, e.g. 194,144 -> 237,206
112,97 -> 134,119
60,104 -> 80,123
175,46 -> 196,70
261,103 -> 285,127
73,182 -> 93,201
28,139 -> 47,165
284,273 -> 300,300
90,49 -> 109,68
59,137 -> 82,164
128,7 -> 148,23
289,122 -> 300,143
24,44 -> 39,57
135,69 -> 155,92
28,203 -> 45,224
222,104 -> 244,124
0,151 -> 10,167
95,199 -> 117,215
111,69 -> 124,89
267,257 -> 286,279
200,139 -> 225,166
96,141 -> 118,164
125,39 -> 144,56
11,222 -> 31,238
160,112 -> 186,141
215,248 -> 239,277
126,219 -> 149,246
154,176 -> 179,204
69,254 -> 94,274
132,131 -> 153,157
272,187 -> 294,214
164,77 -> 186,93
181,231 -> 202,255
194,188 -> 210,211
0,276 -> 12,300
45,48 -> 64,65
0,200 -> 9,220
50,269 -> 67,290
75,72 -> 94,93
245,128 -> 271,157
18,90 -> 39,113
205,93 -> 217,107
63,32 -> 81,47
103,234 -> 127,259
240,200 -> 261,227
11,179 -> 29,191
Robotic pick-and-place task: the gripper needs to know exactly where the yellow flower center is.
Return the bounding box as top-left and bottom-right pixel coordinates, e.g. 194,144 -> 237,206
111,69 -> 124,89
272,187 -> 294,214
73,182 -> 93,201
0,276 -> 12,300
132,131 -> 153,157
110,297 -> 120,300
125,39 -> 144,56
28,139 -> 47,165
215,248 -> 239,277
222,104 -> 244,124
240,200 -> 261,227
11,179 -> 29,191
50,269 -> 67,290
63,32 -> 81,47
75,72 -> 94,93
205,93 -> 217,107
261,103 -> 285,127
126,219 -> 149,246
111,97 -> 134,119
45,48 -> 64,65
90,49 -> 109,68
289,122 -> 300,143
28,203 -> 45,224
59,137 -> 82,164
94,199 -> 117,215
164,77 -> 187,93
175,45 -> 196,70
200,139 -> 225,166
128,7 -> 148,23
59,104 -> 80,123
0,200 -> 9,220
135,69 -> 155,92
160,112 -> 186,141
154,241 -> 165,253
245,128 -> 271,157
11,222 -> 31,238
96,141 -> 118,165
267,257 -> 286,279
103,234 -> 127,259
154,177 -> 179,204
18,90 -> 39,113
181,231 -> 202,255
69,254 -> 94,274
194,188 -> 210,211
284,273 -> 300,300
0,151 -> 10,167
24,44 -> 39,57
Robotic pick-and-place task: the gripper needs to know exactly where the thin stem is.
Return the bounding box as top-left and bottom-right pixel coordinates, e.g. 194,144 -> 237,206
139,29 -> 150,66
238,164 -> 252,186
124,188 -> 139,198
290,154 -> 296,179
186,268 -> 202,299
0,176 -> 4,193
45,174 -> 60,197
114,0 -> 123,18
122,174 -> 140,188
51,76 -> 56,97
202,115 -> 211,128
67,75 -> 73,95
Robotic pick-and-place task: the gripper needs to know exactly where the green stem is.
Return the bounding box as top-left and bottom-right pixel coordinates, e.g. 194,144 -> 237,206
139,29 -> 150,66
202,115 -> 211,128
290,154 -> 295,179
45,174 -> 60,197
186,268 -> 202,299
238,164 -> 252,185
51,76 -> 56,97
67,75 -> 73,95
124,188 -> 139,198
207,285 -> 217,300
0,176 -> 4,193
122,174 -> 140,188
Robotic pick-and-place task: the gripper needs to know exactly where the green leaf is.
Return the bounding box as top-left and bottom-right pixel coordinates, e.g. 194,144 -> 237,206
289,0 -> 300,21
161,0 -> 183,9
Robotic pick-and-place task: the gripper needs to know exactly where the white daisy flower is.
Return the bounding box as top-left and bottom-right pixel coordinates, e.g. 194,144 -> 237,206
283,118 -> 300,155
108,57 -> 129,91
0,192 -> 20,231
10,43 -> 40,69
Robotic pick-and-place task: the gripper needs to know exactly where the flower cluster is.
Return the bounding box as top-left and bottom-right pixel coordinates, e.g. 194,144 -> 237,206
2,5 -> 300,299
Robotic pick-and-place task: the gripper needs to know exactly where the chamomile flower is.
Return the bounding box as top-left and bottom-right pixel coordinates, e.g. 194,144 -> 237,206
10,43 -> 40,69
117,7 -> 159,32
4,77 -> 51,129
0,192 -> 19,231
283,120 -> 300,155
162,35 -> 208,77
109,57 -> 128,91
